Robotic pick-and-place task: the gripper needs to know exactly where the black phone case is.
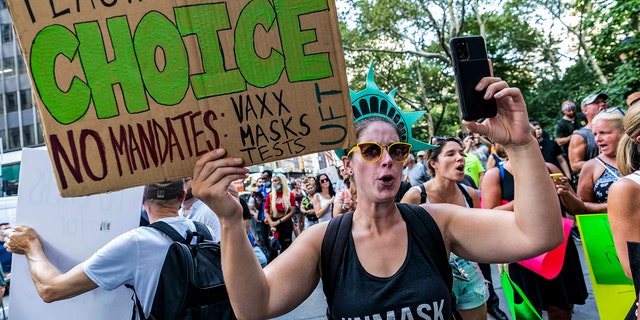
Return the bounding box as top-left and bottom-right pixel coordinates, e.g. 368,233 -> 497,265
450,36 -> 497,121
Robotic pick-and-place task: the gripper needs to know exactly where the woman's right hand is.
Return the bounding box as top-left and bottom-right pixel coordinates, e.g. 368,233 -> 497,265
462,78 -> 534,149
192,149 -> 249,221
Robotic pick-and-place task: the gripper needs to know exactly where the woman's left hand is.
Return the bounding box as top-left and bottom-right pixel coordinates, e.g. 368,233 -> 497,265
463,78 -> 533,148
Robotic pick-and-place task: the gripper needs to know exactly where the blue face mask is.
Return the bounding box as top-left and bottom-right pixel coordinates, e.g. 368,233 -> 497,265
275,184 -> 282,191
264,181 -> 271,188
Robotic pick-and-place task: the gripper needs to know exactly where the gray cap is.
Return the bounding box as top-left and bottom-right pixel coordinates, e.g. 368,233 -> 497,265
143,179 -> 184,200
581,93 -> 608,108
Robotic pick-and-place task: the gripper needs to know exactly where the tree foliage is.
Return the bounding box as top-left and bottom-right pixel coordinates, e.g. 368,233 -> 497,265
337,0 -> 640,139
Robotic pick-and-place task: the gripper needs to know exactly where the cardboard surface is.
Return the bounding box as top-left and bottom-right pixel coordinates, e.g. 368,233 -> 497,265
11,148 -> 143,319
7,0 -> 355,197
577,214 -> 636,319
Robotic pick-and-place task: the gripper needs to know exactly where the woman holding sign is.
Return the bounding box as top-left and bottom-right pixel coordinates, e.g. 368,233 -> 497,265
191,66 -> 564,320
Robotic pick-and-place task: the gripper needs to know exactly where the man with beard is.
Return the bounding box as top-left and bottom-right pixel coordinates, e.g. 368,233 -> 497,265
555,100 -> 587,158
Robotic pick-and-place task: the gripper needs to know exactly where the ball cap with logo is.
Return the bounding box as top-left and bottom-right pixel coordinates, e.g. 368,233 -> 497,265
143,179 -> 184,200
581,93 -> 608,108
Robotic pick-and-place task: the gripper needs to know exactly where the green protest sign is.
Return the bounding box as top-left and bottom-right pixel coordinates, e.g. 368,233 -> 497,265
7,0 -> 355,197
577,214 -> 633,285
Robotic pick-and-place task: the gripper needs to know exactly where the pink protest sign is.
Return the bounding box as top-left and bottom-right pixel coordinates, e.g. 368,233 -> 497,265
516,217 -> 574,279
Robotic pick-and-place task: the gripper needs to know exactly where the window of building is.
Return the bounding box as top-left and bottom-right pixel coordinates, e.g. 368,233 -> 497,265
5,92 -> 16,113
17,56 -> 27,75
0,129 -> 6,151
20,89 -> 32,109
1,24 -> 11,43
23,124 -> 34,146
36,115 -> 44,144
8,127 -> 20,150
1,57 -> 14,78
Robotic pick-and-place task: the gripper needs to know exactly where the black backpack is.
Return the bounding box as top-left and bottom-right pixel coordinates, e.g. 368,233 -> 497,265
321,203 -> 461,320
127,221 -> 236,320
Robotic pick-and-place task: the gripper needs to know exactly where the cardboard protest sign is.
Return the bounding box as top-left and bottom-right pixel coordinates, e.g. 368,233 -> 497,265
577,214 -> 635,319
12,148 -> 142,319
6,0 -> 355,197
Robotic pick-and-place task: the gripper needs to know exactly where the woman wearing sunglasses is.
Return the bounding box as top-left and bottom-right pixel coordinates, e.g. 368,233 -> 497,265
191,73 -> 563,320
401,137 -> 492,320
312,173 -> 336,223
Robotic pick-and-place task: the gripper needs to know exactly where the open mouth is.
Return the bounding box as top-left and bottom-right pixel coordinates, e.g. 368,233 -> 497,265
455,164 -> 465,173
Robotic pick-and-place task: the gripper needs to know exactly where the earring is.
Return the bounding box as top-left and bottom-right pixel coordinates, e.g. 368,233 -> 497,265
348,170 -> 353,176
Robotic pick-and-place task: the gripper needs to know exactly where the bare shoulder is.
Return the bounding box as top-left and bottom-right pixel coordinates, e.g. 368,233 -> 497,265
400,186 -> 421,204
580,158 -> 600,175
611,177 -> 640,196
569,133 -> 585,144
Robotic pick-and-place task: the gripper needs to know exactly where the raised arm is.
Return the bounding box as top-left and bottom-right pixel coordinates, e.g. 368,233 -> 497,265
192,150 -> 322,320
5,226 -> 98,302
435,78 -> 563,263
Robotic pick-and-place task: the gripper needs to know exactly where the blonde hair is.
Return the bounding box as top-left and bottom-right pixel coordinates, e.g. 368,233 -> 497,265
617,107 -> 640,175
270,173 -> 292,213
592,109 -> 625,133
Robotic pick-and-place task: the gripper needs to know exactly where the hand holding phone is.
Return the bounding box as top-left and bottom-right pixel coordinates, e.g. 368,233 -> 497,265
550,173 -> 563,183
450,36 -> 497,121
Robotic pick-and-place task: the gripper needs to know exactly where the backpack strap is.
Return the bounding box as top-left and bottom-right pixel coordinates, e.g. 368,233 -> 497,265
321,212 -> 353,318
125,284 -> 146,320
418,183 -> 427,204
396,203 -> 461,319
148,221 -> 191,244
148,220 -> 213,244
456,183 -> 473,208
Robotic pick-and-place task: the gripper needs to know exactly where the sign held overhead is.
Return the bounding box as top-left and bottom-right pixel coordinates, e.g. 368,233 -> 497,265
7,0 -> 354,197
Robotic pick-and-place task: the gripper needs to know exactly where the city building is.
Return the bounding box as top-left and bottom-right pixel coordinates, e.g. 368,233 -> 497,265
0,0 -> 46,196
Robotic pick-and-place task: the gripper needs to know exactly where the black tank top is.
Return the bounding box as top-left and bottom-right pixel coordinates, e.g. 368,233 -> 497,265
330,224 -> 452,319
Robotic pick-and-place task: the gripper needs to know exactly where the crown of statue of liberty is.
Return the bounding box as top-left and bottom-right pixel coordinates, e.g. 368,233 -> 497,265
345,62 -> 438,153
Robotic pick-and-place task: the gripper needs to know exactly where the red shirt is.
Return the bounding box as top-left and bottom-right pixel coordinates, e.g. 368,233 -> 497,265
265,191 -> 297,213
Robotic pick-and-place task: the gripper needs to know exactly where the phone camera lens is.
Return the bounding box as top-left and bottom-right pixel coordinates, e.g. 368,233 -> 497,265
456,41 -> 469,60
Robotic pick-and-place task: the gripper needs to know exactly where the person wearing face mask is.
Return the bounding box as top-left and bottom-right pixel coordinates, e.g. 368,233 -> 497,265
264,173 -> 297,258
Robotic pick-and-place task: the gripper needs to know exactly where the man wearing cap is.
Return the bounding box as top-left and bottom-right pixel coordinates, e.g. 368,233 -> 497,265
568,93 -> 609,174
555,100 -> 587,157
1,180 -> 203,319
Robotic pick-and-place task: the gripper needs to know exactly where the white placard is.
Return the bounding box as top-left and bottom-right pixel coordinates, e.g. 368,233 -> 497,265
10,148 -> 143,319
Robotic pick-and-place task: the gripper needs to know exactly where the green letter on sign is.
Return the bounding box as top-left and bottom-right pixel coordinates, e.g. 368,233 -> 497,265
175,4 -> 246,99
77,17 -> 148,119
275,0 -> 332,82
235,0 -> 284,88
31,25 -> 91,125
134,11 -> 189,106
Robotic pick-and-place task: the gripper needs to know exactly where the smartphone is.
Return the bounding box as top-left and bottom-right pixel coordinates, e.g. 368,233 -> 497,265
450,36 -> 497,121
550,173 -> 563,183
